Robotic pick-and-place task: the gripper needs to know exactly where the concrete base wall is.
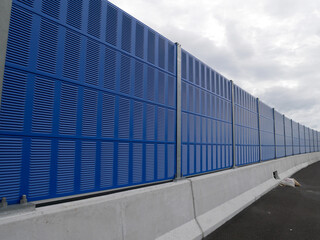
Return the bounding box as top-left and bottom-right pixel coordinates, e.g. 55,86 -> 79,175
0,153 -> 319,240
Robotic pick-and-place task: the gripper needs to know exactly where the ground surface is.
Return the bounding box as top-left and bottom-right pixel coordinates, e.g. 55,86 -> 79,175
205,161 -> 320,240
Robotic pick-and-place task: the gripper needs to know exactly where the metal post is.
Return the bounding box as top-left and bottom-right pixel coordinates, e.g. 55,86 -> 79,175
175,42 -> 182,179
257,98 -> 262,162
231,80 -> 236,168
283,115 -> 286,157
0,0 -> 13,105
272,108 -> 276,159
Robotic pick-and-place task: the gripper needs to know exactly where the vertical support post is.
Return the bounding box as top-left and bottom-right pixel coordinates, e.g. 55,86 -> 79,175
256,98 -> 262,162
175,42 -> 182,179
230,80 -> 236,168
298,123 -> 301,154
272,108 -> 276,159
0,0 -> 13,105
291,119 -> 293,155
283,115 -> 286,157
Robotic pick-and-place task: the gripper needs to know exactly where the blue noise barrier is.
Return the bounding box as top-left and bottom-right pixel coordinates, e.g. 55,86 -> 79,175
0,0 -> 319,205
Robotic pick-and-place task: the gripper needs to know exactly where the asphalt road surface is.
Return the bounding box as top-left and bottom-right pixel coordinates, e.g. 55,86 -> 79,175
205,161 -> 320,240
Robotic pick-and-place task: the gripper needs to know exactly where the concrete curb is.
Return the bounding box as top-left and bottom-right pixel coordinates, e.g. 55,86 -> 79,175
0,153 -> 319,240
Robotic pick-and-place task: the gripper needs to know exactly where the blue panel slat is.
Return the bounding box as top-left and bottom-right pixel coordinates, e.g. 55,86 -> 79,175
57,140 -> 76,194
29,139 -> 51,199
0,137 -> 23,204
80,141 -> 96,191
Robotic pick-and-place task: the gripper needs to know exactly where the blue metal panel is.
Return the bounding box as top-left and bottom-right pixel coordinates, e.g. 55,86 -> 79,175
180,50 -> 232,176
0,0 -> 176,204
274,110 -> 285,158
234,86 -> 259,166
259,101 -> 275,161
292,121 -> 299,155
305,127 -> 310,153
284,117 -> 293,156
299,124 -> 305,154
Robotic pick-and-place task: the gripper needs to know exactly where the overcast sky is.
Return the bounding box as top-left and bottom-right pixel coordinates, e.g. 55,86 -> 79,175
110,0 -> 320,130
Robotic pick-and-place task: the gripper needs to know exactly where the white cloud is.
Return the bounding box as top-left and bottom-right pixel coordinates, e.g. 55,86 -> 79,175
110,0 -> 320,130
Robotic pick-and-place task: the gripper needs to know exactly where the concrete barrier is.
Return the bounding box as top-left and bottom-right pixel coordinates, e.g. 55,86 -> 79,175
0,153 -> 319,240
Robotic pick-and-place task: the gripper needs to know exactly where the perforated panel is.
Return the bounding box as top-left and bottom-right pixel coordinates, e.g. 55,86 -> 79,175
274,110 -> 285,158
0,0 -> 176,204
234,86 -> 259,166
284,117 -> 293,156
181,50 -> 232,176
259,101 -> 275,161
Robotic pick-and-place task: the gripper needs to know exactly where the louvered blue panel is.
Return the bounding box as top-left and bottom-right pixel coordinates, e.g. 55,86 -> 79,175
6,6 -> 32,67
146,104 -> 155,140
234,85 -> 259,166
32,76 -> 55,134
63,30 -> 81,81
299,124 -> 305,154
157,144 -> 165,180
0,137 -> 22,203
120,55 -> 131,94
284,117 -> 293,156
147,30 -> 155,64
121,13 -> 132,53
17,0 -> 34,7
87,0 -> 101,38
102,93 -> 115,138
292,121 -> 300,155
180,48 -> 233,176
135,22 -> 144,58
146,144 -> 154,181
57,140 -> 76,194
167,109 -> 175,142
132,143 -> 142,183
189,144 -> 195,174
147,67 -> 155,101
157,107 -> 165,141
181,82 -> 187,110
104,47 -> 117,90
182,144 -> 188,175
168,43 -> 175,73
100,141 -> 113,188
134,61 -> 144,98
274,110 -> 285,158
37,19 -> 58,74
85,40 -> 100,86
133,101 -> 143,140
158,37 -> 165,69
259,101 -> 275,161
59,83 -> 78,135
118,97 -> 130,139
118,143 -> 129,186
196,145 -> 201,172
29,139 -> 51,198
167,144 -> 175,178
81,141 -> 96,191
168,76 -> 175,107
82,89 -> 98,137
66,0 -> 82,30
2,0 -> 177,204
105,3 -> 118,46
0,69 -> 27,132
181,112 -> 187,142
42,0 -> 60,20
